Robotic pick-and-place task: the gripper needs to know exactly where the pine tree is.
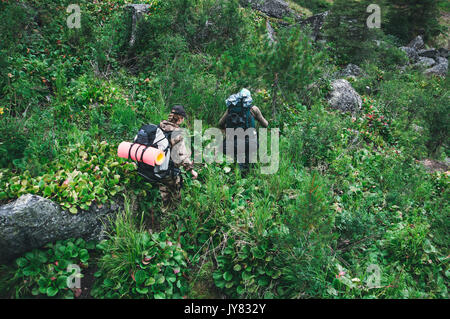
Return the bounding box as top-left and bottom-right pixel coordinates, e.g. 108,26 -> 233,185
385,0 -> 442,43
324,0 -> 378,65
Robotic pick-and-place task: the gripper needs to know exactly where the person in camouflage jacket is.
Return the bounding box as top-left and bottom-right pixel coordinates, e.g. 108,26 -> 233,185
158,105 -> 198,211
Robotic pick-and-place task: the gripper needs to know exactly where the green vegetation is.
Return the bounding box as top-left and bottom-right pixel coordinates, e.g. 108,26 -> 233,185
0,238 -> 95,298
0,0 -> 448,299
91,202 -> 189,299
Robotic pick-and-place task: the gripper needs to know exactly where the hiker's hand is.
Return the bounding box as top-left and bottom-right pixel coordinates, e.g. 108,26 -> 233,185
191,169 -> 198,179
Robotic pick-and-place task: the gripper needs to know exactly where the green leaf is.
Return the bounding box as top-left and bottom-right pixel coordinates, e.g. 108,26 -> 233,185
46,286 -> 59,297
156,275 -> 165,284
154,292 -> 165,299
57,276 -> 68,289
43,186 -> 52,197
145,277 -> 156,286
257,277 -> 269,287
215,279 -> 226,289
233,264 -> 242,272
16,257 -> 28,268
79,249 -> 89,263
223,272 -> 233,281
136,286 -> 149,294
69,207 -> 78,214
135,270 -> 147,285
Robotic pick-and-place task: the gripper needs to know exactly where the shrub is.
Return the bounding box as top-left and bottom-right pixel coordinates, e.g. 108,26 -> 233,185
0,238 -> 95,299
385,0 -> 443,43
91,203 -> 189,299
324,0 -> 378,65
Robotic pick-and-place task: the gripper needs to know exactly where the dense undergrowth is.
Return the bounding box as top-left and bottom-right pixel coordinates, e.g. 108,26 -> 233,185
0,0 -> 448,299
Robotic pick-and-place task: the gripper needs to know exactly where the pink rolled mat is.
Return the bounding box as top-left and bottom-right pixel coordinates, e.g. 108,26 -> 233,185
118,142 -> 165,166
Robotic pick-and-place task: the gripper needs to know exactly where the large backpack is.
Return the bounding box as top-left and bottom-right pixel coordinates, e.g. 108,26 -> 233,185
132,124 -> 180,182
225,93 -> 255,129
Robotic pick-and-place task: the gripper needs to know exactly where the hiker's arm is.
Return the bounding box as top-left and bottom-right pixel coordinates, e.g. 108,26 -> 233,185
218,110 -> 228,129
251,106 -> 269,128
171,132 -> 195,173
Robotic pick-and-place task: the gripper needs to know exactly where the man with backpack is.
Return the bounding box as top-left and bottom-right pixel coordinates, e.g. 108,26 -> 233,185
218,88 -> 269,173
131,105 -> 197,212
157,105 -> 198,210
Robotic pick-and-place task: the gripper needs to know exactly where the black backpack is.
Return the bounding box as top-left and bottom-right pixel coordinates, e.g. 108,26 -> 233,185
131,124 -> 180,182
225,95 -> 255,130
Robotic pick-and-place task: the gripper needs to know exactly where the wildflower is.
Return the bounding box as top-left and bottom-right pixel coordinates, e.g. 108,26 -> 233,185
336,271 -> 346,278
167,241 -> 173,246
50,277 -> 56,281
7,73 -> 13,78
0,107 -> 4,115
173,268 -> 180,274
144,78 -> 150,83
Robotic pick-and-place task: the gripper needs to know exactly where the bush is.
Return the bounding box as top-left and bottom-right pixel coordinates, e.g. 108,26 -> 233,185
385,0 -> 443,43
324,0 -> 378,65
92,205 -> 189,299
0,238 -> 95,299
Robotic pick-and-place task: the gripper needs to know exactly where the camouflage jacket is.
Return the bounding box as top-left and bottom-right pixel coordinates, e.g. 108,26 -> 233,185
159,120 -> 194,172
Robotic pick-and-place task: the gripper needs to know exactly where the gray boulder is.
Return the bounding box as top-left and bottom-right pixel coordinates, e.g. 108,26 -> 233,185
0,194 -> 119,264
337,64 -> 366,78
240,0 -> 297,19
124,4 -> 151,47
414,56 -> 436,68
438,48 -> 449,59
418,48 -> 439,60
299,11 -> 329,41
266,20 -> 276,43
328,79 -> 362,113
424,57 -> 448,77
407,35 -> 424,51
400,46 -> 419,63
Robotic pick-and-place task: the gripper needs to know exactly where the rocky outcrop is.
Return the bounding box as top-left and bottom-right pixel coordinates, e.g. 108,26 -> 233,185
407,35 -> 425,51
418,49 -> 440,60
124,4 -> 151,47
399,36 -> 448,77
299,11 -> 329,41
266,20 -> 276,43
240,0 -> 298,19
424,57 -> 448,77
336,64 -> 366,78
414,56 -> 436,68
0,194 -> 119,264
438,48 -> 449,59
328,79 -> 362,113
400,46 -> 419,63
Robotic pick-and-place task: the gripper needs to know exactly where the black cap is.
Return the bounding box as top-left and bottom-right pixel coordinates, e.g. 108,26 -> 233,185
171,105 -> 187,118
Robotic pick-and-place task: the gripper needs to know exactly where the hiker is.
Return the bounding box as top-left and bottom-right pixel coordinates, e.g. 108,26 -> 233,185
158,105 -> 198,210
218,88 -> 269,173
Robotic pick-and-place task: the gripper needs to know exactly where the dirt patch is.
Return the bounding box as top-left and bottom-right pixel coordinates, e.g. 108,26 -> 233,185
420,159 -> 449,173
78,262 -> 97,299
